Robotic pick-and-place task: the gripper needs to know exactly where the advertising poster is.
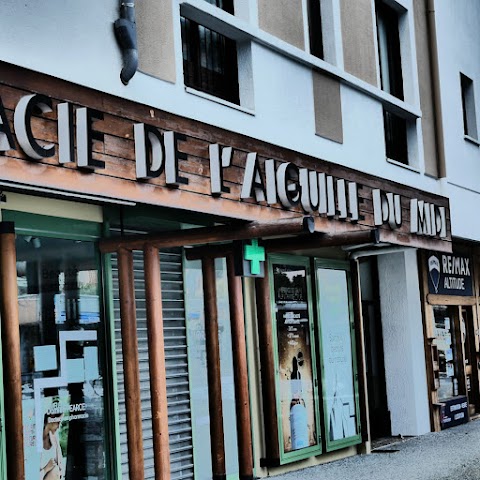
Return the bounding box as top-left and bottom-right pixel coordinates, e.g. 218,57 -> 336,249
317,268 -> 358,443
23,395 -> 70,480
272,263 -> 317,453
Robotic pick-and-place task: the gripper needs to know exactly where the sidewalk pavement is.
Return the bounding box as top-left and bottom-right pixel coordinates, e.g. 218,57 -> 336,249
274,419 -> 480,480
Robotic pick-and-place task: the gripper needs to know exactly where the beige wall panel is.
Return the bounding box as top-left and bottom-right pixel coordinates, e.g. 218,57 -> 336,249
258,0 -> 305,50
1,193 -> 103,222
340,0 -> 377,86
313,71 -> 343,143
414,0 -> 439,178
137,0 -> 176,83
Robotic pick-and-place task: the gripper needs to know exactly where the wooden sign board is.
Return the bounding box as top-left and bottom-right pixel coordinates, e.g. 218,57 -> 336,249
0,62 -> 452,252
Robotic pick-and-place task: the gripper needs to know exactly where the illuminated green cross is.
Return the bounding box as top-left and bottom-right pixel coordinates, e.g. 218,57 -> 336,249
244,239 -> 265,275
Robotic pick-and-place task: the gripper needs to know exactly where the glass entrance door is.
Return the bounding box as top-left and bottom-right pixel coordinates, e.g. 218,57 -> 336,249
17,233 -> 108,480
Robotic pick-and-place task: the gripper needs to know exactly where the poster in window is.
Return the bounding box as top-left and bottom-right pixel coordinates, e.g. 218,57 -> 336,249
317,268 -> 358,444
272,263 -> 318,453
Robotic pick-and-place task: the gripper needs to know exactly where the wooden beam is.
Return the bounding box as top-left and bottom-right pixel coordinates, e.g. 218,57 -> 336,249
427,294 -> 476,306
118,248 -> 145,480
185,229 -> 380,261
99,216 -> 315,253
264,229 -> 381,253
255,272 -> 280,463
350,260 -> 371,451
202,257 -> 226,480
0,222 -> 24,480
226,255 -> 253,480
144,245 -> 171,480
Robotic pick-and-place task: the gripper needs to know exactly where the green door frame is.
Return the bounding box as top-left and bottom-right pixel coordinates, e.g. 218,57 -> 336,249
268,254 -> 323,465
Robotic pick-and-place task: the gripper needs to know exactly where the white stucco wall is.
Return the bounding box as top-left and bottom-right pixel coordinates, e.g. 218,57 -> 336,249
377,250 -> 431,436
435,1 -> 480,241
0,0 -> 442,196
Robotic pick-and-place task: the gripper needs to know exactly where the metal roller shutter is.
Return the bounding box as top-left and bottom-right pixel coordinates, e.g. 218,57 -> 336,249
111,248 -> 194,480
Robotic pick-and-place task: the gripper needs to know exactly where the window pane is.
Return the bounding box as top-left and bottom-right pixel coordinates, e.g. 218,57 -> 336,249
376,1 -> 403,99
461,73 -> 478,139
307,0 -> 323,59
384,109 -> 408,164
181,18 -> 240,104
184,259 -> 239,480
433,306 -> 459,401
19,236 -> 107,480
316,268 -> 358,442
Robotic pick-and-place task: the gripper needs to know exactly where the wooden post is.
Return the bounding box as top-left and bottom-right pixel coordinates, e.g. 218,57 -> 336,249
144,245 -> 171,480
202,257 -> 226,480
255,272 -> 280,464
226,255 -> 253,480
350,260 -> 371,452
0,222 -> 25,480
118,248 -> 145,480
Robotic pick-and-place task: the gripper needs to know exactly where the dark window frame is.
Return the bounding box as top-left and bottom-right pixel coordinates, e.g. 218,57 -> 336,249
181,16 -> 240,105
204,0 -> 234,14
376,1 -> 408,164
383,109 -> 408,165
375,0 -> 404,100
307,0 -> 324,59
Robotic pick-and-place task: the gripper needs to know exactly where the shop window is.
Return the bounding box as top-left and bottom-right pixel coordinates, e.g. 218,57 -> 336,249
433,306 -> 460,401
269,256 -> 322,463
460,73 -> 478,140
266,256 -> 360,464
314,260 -> 361,451
307,0 -> 324,59
181,16 -> 240,105
14,221 -> 109,479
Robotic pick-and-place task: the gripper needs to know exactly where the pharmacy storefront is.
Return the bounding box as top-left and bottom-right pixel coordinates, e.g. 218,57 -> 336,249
0,62 -> 452,480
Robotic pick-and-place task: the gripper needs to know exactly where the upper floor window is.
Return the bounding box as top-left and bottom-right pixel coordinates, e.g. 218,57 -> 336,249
376,0 -> 403,100
203,0 -> 234,14
376,1 -> 408,165
460,73 -> 478,140
307,0 -> 324,59
181,15 -> 240,104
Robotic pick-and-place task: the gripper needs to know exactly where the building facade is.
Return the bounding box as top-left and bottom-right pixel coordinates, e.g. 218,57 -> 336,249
0,1 -> 475,480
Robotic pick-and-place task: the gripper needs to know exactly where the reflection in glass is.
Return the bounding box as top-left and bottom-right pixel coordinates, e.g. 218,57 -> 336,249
317,268 -> 358,443
184,258 -> 239,480
18,235 -> 106,480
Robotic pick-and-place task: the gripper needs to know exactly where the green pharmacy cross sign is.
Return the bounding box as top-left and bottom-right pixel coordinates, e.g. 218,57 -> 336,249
234,238 -> 266,277
244,239 -> 266,275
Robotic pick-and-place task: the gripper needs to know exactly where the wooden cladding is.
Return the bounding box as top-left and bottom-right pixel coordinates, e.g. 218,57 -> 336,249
0,62 -> 451,252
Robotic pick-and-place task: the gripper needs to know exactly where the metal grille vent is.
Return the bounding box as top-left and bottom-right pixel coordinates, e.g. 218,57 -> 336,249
111,248 -> 194,480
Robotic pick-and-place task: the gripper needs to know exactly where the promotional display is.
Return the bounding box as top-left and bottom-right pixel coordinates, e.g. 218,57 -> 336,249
440,396 -> 469,429
272,263 -> 318,454
427,252 -> 473,296
316,267 -> 359,448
